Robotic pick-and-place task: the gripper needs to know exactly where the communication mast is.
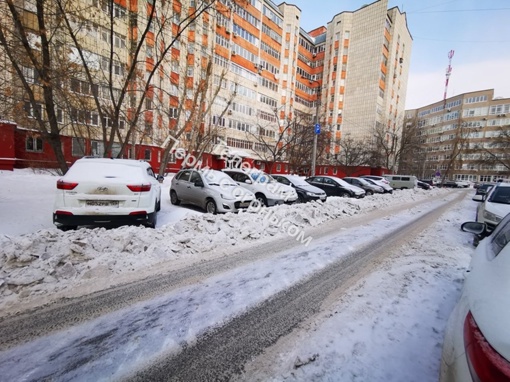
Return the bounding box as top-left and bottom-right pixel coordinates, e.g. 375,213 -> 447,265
443,50 -> 455,109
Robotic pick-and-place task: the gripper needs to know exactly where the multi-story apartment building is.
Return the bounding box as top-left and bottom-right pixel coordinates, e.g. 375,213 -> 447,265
0,0 -> 412,173
403,89 -> 510,183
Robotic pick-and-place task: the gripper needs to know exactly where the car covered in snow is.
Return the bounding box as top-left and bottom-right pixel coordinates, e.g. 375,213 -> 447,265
360,175 -> 394,194
170,169 -> 255,214
53,158 -> 162,230
305,176 -> 365,198
440,212 -> 510,381
342,176 -> 384,195
222,168 -> 298,207
473,182 -> 510,232
271,174 -> 327,203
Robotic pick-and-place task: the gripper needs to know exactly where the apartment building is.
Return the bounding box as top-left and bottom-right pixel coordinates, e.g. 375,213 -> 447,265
0,0 -> 412,172
403,89 -> 510,183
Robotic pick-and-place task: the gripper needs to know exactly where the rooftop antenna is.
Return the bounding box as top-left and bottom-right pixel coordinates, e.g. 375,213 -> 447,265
443,50 -> 454,109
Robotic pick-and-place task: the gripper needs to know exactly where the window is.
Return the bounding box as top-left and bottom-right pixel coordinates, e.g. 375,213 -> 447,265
24,102 -> 43,119
72,137 -> 86,157
276,164 -> 281,172
26,136 -> 43,152
144,149 -> 151,160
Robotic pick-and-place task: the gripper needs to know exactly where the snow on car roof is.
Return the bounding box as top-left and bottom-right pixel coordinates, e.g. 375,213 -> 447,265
64,159 -> 146,182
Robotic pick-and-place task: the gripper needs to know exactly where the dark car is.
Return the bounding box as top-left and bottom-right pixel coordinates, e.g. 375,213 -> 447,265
305,176 -> 365,198
417,180 -> 431,190
343,177 -> 384,195
272,174 -> 327,203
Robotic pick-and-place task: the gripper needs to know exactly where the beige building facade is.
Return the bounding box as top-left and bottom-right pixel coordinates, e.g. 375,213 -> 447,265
404,89 -> 510,183
1,0 -> 412,169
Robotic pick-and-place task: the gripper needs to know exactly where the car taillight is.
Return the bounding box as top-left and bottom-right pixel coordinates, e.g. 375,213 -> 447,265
127,184 -> 151,192
55,210 -> 73,215
464,311 -> 510,381
57,180 -> 78,190
129,211 -> 147,216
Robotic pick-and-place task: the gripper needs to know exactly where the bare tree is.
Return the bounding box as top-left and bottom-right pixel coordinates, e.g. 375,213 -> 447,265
0,0 -> 219,173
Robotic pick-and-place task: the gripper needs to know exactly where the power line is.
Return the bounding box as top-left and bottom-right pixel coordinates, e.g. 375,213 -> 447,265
410,8 -> 510,14
413,36 -> 510,43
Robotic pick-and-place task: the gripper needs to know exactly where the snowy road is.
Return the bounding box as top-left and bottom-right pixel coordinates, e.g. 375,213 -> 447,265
0,190 -> 468,381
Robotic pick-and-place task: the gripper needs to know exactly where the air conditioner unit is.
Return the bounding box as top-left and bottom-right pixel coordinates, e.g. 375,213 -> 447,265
233,32 -> 238,38
227,109 -> 233,115
254,82 -> 258,87
274,74 -> 279,80
225,28 -> 231,34
399,57 -> 404,64
502,114 -> 507,117
231,51 -> 236,56
312,53 -> 317,58
483,118 -> 487,120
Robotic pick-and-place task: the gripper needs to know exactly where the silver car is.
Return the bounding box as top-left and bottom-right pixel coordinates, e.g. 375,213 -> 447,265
170,169 -> 255,214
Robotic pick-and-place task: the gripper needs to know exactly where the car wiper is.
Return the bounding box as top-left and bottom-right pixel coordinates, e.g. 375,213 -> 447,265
208,182 -> 220,186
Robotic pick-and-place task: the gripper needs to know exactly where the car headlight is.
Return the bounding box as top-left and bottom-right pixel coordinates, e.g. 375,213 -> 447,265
483,210 -> 502,223
221,193 -> 235,200
306,192 -> 314,196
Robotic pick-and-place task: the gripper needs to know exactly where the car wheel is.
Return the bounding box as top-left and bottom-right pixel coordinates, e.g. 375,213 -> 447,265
156,198 -> 161,211
298,194 -> 305,203
170,190 -> 180,205
205,199 -> 217,214
339,192 -> 349,198
367,190 -> 374,196
255,193 -> 268,207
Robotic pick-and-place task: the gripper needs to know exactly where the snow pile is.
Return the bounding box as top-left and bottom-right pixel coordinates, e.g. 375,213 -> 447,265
0,187 -> 449,313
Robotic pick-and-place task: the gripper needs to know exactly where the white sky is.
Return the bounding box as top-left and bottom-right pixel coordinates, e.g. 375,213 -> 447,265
0,169 -> 476,380
288,0 -> 510,109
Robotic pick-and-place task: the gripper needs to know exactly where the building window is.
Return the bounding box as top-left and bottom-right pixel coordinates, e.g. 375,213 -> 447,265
144,149 -> 151,160
26,136 -> 43,152
72,137 -> 86,157
276,164 -> 281,172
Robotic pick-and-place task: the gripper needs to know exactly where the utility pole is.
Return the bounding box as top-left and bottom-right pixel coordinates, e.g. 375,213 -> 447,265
443,50 -> 454,109
310,80 -> 321,176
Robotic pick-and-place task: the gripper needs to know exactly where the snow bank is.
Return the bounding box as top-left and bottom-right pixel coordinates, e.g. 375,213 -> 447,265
0,187 -> 450,314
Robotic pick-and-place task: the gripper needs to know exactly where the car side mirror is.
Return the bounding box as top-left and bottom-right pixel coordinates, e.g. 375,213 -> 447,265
157,175 -> 164,183
461,221 -> 489,241
194,181 -> 204,188
472,194 -> 484,202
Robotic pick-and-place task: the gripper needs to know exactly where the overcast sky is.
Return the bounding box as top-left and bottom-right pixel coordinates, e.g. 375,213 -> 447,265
287,0 -> 510,109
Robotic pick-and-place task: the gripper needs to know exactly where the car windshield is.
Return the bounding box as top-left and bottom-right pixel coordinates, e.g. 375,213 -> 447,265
489,187 -> 510,204
203,171 -> 237,186
286,176 -> 309,187
355,178 -> 370,186
331,177 -> 350,187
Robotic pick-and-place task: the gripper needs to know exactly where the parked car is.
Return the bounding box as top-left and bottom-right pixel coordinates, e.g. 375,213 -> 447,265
53,158 -> 162,230
305,176 -> 366,198
222,168 -> 298,207
170,169 -> 255,214
383,174 -> 418,190
342,177 -> 384,195
440,213 -> 510,381
417,180 -> 431,190
441,181 -> 459,188
474,183 -> 495,196
360,176 -> 394,194
271,174 -> 327,203
473,182 -> 510,231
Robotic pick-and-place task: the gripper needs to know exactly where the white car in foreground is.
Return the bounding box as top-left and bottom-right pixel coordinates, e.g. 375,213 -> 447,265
53,158 -> 162,230
440,213 -> 510,381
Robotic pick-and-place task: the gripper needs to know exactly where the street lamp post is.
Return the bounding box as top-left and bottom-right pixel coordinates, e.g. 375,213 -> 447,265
310,80 -> 321,176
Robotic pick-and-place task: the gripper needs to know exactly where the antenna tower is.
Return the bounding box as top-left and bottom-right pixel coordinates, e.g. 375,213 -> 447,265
443,50 -> 454,109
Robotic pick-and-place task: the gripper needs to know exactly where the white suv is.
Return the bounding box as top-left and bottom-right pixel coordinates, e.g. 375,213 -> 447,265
53,158 -> 162,230
222,168 -> 298,206
473,182 -> 510,231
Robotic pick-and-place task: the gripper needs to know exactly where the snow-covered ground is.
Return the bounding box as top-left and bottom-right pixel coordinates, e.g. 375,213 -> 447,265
0,169 -> 476,381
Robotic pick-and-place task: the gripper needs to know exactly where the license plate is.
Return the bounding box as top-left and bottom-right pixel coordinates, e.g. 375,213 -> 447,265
239,202 -> 251,208
86,200 -> 119,207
